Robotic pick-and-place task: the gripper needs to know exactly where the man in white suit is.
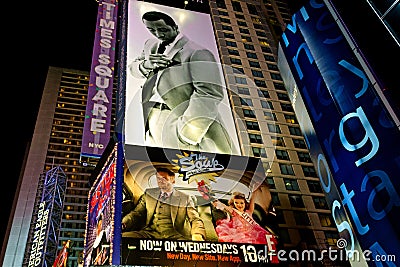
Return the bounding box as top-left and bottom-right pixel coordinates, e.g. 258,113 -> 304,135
129,11 -> 238,154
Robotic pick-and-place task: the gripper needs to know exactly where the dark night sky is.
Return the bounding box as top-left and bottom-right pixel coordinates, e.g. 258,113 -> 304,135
2,0 -> 98,251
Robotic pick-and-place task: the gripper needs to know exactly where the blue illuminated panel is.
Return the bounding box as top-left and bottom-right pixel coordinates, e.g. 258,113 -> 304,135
278,0 -> 400,264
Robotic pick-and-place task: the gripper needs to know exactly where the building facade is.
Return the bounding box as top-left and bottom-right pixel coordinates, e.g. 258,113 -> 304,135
1,67 -> 115,266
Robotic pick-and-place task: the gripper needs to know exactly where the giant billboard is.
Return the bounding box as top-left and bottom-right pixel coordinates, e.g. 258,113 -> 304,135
120,145 -> 279,266
278,0 -> 400,264
124,0 -> 240,155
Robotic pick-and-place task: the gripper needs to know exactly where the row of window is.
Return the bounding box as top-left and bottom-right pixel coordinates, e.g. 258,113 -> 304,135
238,87 -> 289,100
271,193 -> 329,210
249,134 -> 306,150
216,1 -> 261,17
267,177 -> 323,193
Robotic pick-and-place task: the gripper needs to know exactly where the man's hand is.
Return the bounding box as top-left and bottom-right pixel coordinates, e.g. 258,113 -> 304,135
191,234 -> 204,241
143,54 -> 172,70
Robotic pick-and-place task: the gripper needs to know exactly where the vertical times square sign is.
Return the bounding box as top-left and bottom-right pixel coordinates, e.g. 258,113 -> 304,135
278,0 -> 399,265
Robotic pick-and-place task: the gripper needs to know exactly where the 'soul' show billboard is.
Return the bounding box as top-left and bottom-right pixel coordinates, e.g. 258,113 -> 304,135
120,145 -> 280,266
278,0 -> 400,265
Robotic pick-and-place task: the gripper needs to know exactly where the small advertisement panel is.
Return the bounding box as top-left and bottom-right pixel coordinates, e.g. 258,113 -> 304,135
124,0 -> 240,155
120,145 -> 279,266
83,146 -> 118,266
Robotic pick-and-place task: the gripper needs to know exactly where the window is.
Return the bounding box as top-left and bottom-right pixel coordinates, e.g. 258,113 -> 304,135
240,97 -> 253,106
302,166 -> 317,177
299,229 -> 317,244
237,21 -> 247,27
253,23 -> 263,30
267,63 -> 279,71
226,41 -> 237,47
235,77 -> 247,84
284,114 -> 297,124
244,43 -> 254,50
252,17 -> 262,24
280,163 -> 294,175
297,151 -> 312,163
216,0 -> 226,8
248,133 -> 262,144
271,73 -> 283,80
224,33 -> 235,39
220,17 -> 230,23
284,178 -> 299,191
240,28 -> 250,34
325,231 -> 339,246
249,61 -> 261,68
264,55 -> 275,62
232,1 -> 243,12
264,111 -> 276,121
319,213 -> 333,227
222,25 -> 233,31
233,67 -> 244,74
246,121 -> 260,131
289,195 -> 304,207
277,92 -> 290,101
276,149 -> 290,160
243,109 -> 255,118
281,103 -> 293,112
261,46 -> 272,53
230,58 -> 242,65
238,87 -> 250,95
256,30 -> 267,37
276,209 -> 290,226
218,10 -> 229,16
273,82 -> 285,90
258,89 -> 269,98
289,126 -> 302,136
271,192 -> 280,205
294,211 -> 311,225
251,70 -> 264,78
266,177 -> 275,189
235,14 -> 245,20
252,147 -> 267,157
271,136 -> 285,147
293,139 -> 307,149
241,35 -> 252,42
313,196 -> 329,209
255,79 -> 267,88
267,123 -> 281,133
246,52 -> 258,59
228,49 -> 239,56
307,180 -> 323,193
247,3 -> 258,15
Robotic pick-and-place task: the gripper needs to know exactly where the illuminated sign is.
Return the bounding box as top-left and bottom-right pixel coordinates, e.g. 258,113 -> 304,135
278,1 -> 400,264
81,0 -> 118,159
124,0 -> 240,155
83,147 -> 117,267
120,146 -> 279,266
28,201 -> 49,267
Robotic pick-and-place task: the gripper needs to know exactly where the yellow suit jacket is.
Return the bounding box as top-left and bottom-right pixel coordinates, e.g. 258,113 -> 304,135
122,188 -> 206,239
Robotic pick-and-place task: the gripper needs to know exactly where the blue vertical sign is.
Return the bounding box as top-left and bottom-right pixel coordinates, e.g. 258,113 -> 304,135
278,0 -> 400,265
